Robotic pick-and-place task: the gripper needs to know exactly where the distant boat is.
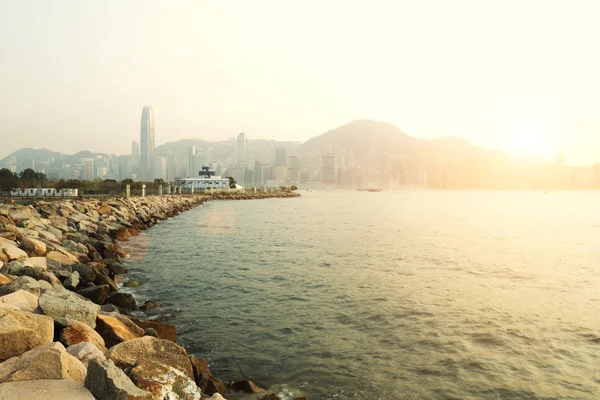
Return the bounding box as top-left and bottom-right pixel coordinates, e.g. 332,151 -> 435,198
356,181 -> 382,192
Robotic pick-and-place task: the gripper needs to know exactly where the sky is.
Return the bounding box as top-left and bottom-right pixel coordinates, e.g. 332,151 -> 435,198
1,0 -> 600,165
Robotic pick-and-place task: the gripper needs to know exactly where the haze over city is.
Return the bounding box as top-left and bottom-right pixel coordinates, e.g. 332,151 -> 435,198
2,0 -> 600,165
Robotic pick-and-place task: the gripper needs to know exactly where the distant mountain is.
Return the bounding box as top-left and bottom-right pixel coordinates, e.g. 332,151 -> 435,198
154,139 -> 210,158
1,148 -> 108,168
1,119 -> 507,168
299,119 -> 485,163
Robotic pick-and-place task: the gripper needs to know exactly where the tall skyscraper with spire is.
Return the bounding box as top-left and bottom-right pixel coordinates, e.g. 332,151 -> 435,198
140,106 -> 155,181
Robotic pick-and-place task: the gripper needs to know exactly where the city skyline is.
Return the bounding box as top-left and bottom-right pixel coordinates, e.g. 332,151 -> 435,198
1,1 -> 600,165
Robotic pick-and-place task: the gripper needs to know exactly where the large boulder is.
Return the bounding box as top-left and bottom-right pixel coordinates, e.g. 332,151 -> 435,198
66,341 -> 106,368
0,275 -> 41,296
97,203 -> 112,216
107,292 -> 137,312
94,271 -> 120,293
1,243 -> 28,261
128,359 -> 202,400
76,285 -> 110,305
22,236 -> 47,257
0,289 -> 39,312
0,309 -> 54,361
38,292 -> 100,328
8,208 -> 32,224
130,317 -> 176,342
85,358 -> 153,400
190,356 -> 227,396
60,318 -> 106,352
107,336 -> 194,379
1,259 -> 61,285
0,378 -> 95,400
96,313 -> 144,348
46,250 -> 77,265
72,263 -> 97,283
0,342 -> 86,384
107,262 -> 128,276
28,257 -> 48,269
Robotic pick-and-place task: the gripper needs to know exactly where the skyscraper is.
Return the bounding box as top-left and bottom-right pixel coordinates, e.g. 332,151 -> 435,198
275,146 -> 287,167
140,106 -> 155,181
188,145 -> 196,177
237,132 -> 248,166
132,141 -> 140,170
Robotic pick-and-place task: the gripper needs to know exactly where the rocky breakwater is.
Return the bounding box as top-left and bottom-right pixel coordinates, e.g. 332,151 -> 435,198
0,194 -> 305,400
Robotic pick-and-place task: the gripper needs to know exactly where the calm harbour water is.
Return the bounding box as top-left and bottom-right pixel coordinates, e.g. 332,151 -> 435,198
123,191 -> 600,400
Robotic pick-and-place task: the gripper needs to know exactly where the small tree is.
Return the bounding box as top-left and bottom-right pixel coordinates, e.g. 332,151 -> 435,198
227,177 -> 236,188
0,168 -> 20,194
290,185 -> 298,191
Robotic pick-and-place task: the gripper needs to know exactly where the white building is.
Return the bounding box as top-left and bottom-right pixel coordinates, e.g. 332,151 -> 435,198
11,188 -> 79,197
177,166 -> 230,192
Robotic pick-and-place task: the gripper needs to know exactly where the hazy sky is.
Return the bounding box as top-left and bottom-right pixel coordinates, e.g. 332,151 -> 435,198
1,0 -> 600,165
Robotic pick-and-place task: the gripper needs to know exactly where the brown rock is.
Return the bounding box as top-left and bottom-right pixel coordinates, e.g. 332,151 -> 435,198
60,318 -> 107,353
0,309 -> 54,361
231,380 -> 266,394
107,336 -> 193,379
0,272 -> 14,285
94,271 -> 120,293
0,379 -> 95,400
128,359 -> 202,400
0,341 -> 87,384
96,313 -> 144,348
130,316 -> 176,342
22,236 -> 47,257
190,356 -> 227,396
46,250 -> 77,265
98,203 -> 112,216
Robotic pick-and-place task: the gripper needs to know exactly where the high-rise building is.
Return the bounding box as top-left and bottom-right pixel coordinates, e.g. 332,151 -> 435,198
237,132 -> 248,166
132,141 -> 140,170
81,158 -> 94,181
275,146 -> 287,167
286,156 -> 298,183
154,157 -> 167,182
188,145 -> 196,177
322,154 -> 336,184
140,106 -> 155,181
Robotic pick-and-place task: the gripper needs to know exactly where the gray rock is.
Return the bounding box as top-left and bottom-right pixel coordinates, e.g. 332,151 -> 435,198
0,341 -> 87,383
85,358 -> 153,400
124,280 -> 140,288
107,292 -> 137,312
108,262 -> 128,275
38,292 -> 100,328
64,271 -> 80,290
66,341 -> 106,368
1,260 -> 61,285
144,327 -> 158,337
0,379 -> 95,400
0,275 -> 41,296
72,263 -> 96,283
77,285 -> 110,305
0,309 -> 54,361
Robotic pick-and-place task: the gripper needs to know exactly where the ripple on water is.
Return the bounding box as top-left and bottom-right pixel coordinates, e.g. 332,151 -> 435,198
124,191 -> 600,400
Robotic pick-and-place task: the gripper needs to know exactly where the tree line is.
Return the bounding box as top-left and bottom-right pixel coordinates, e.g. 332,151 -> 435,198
0,168 -> 170,194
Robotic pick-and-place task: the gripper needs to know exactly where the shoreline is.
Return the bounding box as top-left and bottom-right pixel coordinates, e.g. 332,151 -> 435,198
0,192 -> 305,400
